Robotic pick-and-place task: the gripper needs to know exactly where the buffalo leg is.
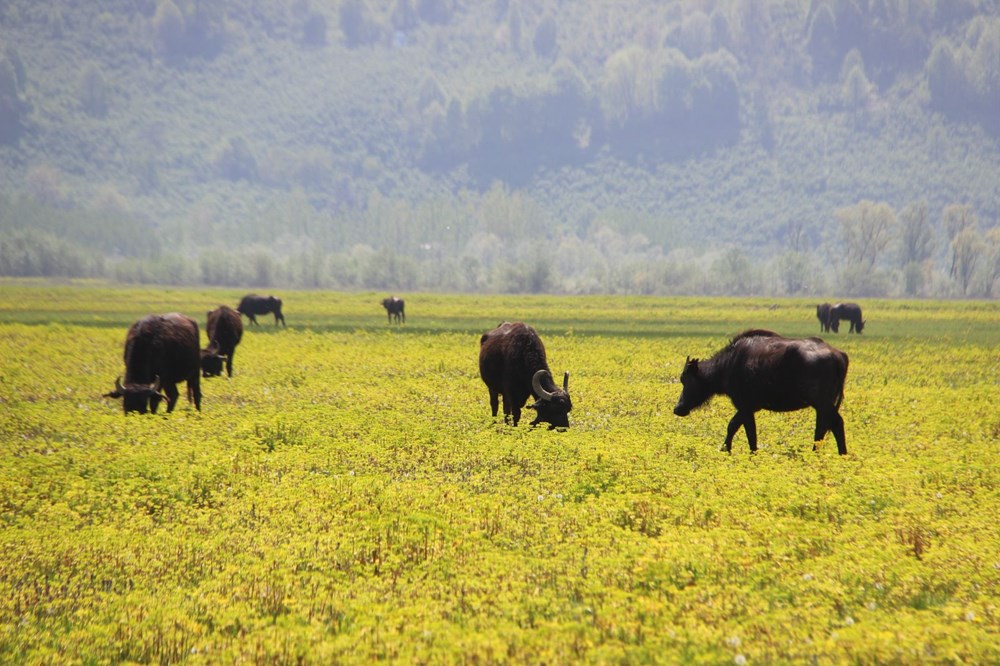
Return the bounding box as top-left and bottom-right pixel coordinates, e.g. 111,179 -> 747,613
163,384 -> 179,412
743,413 -> 758,452
831,411 -> 847,455
813,411 -> 825,450
189,378 -> 201,411
226,352 -> 234,378
488,390 -> 500,418
723,412 -> 745,452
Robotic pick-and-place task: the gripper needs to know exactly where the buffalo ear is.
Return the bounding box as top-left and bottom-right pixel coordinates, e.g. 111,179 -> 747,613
103,390 -> 122,399
525,402 -> 538,411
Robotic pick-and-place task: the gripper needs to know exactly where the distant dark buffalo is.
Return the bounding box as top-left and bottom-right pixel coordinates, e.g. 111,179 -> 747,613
382,296 -> 405,324
237,294 -> 285,327
816,303 -> 833,332
104,313 -> 202,414
201,305 -> 243,377
829,302 -> 865,334
674,329 -> 849,455
479,321 -> 572,429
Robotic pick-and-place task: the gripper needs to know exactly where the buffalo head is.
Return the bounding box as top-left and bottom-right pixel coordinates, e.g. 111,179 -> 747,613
200,340 -> 227,378
105,376 -> 167,414
674,357 -> 711,417
527,369 -> 572,429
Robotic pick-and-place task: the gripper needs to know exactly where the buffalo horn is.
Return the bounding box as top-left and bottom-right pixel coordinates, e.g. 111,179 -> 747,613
114,376 -> 124,393
150,375 -> 161,392
532,369 -> 556,401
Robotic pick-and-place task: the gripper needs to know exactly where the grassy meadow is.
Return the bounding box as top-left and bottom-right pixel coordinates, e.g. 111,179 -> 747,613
0,281 -> 998,663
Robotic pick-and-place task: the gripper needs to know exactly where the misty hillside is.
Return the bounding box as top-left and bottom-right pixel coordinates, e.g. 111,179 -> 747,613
1,0 -> 998,297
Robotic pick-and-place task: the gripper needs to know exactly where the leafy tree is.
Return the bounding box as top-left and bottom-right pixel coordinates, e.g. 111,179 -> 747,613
926,20 -> 1000,129
950,227 -> 983,295
897,200 -> 934,296
835,200 -> 896,271
943,203 -> 977,241
0,229 -> 98,277
776,250 -> 811,295
714,247 -> 759,295
600,45 -> 653,130
982,227 -> 1000,297
897,200 -> 934,267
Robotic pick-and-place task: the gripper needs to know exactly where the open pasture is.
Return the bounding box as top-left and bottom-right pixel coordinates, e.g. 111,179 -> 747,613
0,282 -> 998,663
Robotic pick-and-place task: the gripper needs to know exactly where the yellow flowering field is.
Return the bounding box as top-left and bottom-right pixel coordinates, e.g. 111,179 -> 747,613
0,282 -> 997,663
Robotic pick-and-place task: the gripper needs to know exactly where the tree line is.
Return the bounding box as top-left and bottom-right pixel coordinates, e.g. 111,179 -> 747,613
3,188 -> 997,298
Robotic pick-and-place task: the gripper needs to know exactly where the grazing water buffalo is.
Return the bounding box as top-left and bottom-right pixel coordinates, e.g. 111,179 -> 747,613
816,303 -> 833,332
382,296 -> 405,324
237,294 -> 285,327
104,313 -> 202,414
202,305 -> 243,377
829,302 -> 865,334
674,329 -> 849,455
479,321 -> 572,429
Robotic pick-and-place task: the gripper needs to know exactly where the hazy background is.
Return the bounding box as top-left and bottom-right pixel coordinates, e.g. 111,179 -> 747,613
0,0 -> 998,297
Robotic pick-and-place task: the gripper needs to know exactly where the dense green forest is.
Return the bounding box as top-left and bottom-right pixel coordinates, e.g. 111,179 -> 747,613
1,0 -> 998,296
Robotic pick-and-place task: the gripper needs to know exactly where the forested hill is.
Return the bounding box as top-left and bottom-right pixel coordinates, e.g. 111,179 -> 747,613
1,0 -> 998,297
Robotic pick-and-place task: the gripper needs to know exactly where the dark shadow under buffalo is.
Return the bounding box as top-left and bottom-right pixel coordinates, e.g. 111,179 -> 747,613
201,305 -> 243,377
479,321 -> 572,429
674,329 -> 849,455
104,313 -> 202,414
237,294 -> 285,327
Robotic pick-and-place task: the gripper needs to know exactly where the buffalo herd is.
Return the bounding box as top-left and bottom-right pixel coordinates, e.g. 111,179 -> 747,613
106,294 -> 863,456
816,302 -> 865,334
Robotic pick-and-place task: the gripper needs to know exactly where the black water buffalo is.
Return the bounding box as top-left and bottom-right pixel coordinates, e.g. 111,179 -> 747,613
479,321 -> 572,429
104,313 -> 202,414
382,296 -> 405,324
829,302 -> 865,334
202,305 -> 243,377
816,303 -> 833,332
674,329 -> 849,455
237,294 -> 285,327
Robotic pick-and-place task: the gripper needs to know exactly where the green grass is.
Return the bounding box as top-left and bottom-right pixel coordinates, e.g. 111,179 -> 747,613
0,281 -> 998,663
